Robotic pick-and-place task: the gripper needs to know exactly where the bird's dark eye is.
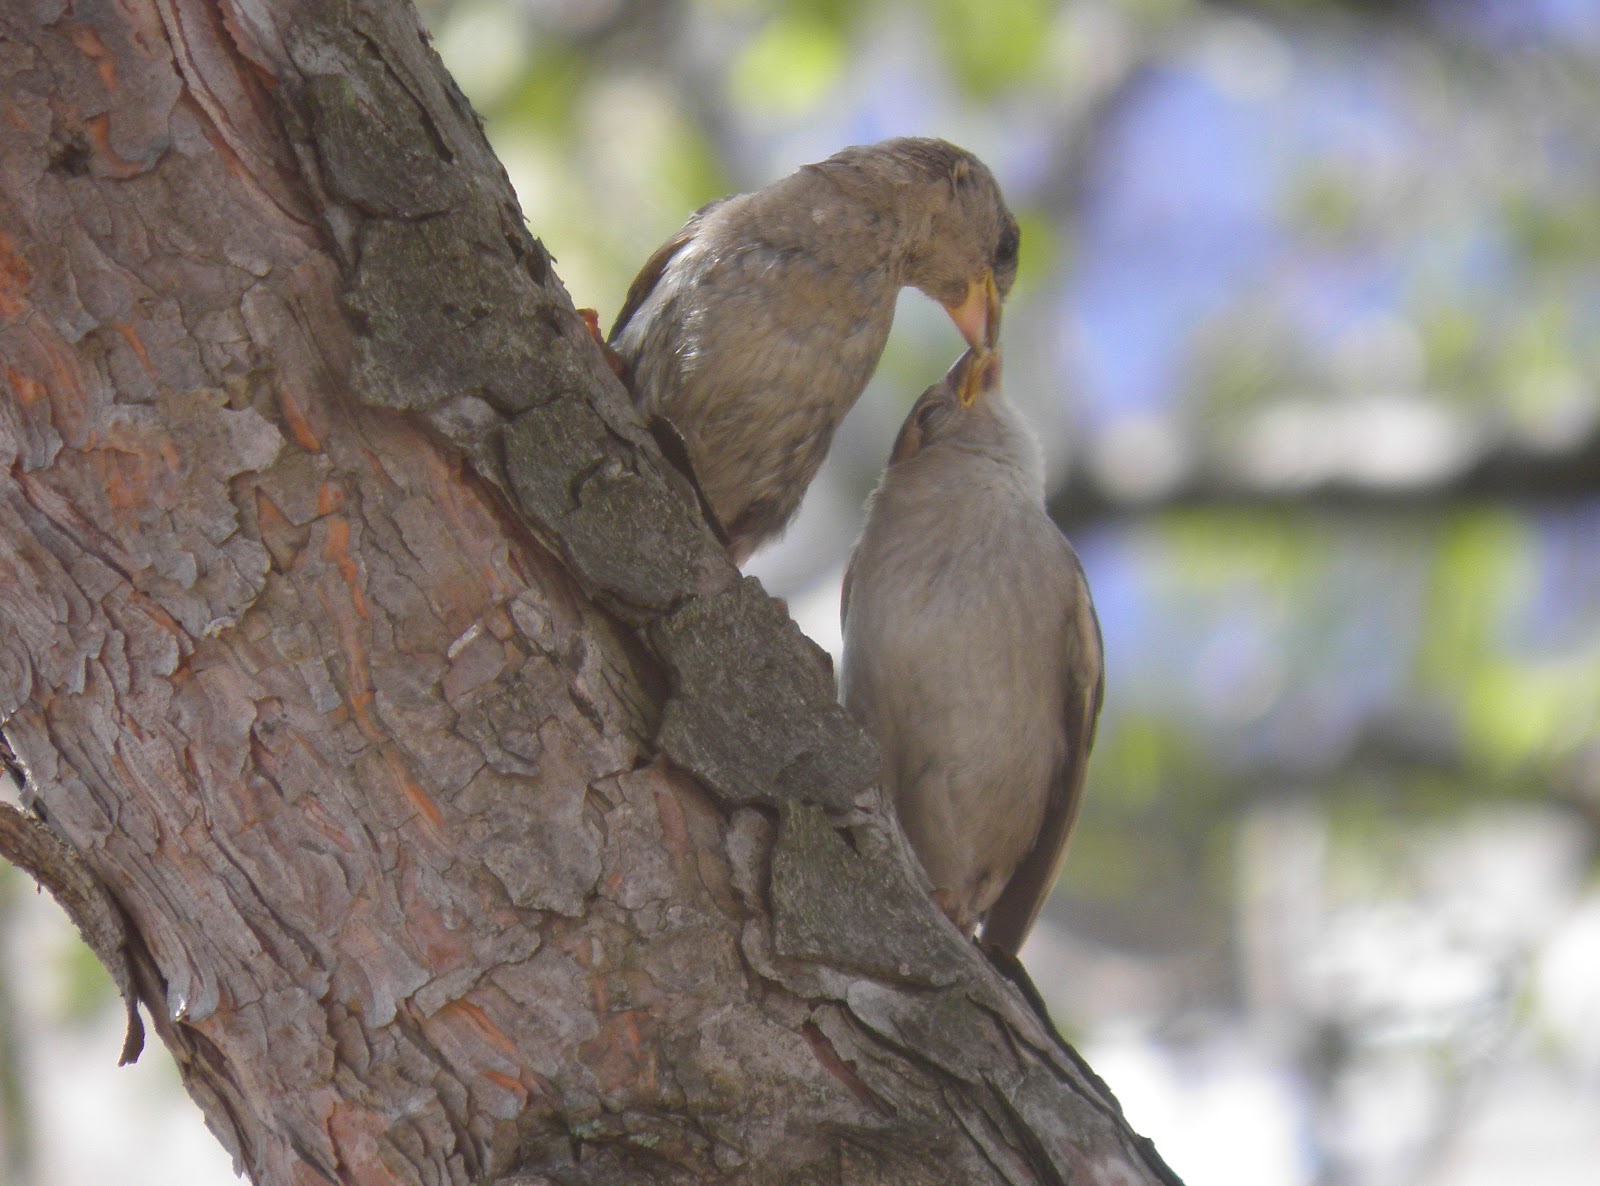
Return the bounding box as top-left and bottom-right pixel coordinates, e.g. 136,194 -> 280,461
994,223 -> 1020,269
915,399 -> 949,435
892,397 -> 948,463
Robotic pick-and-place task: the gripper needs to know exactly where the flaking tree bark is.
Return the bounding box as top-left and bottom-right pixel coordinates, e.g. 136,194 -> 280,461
0,3 -> 1182,1184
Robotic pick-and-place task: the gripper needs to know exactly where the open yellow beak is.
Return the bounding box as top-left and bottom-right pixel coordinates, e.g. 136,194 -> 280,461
943,269 -> 1002,352
955,347 -> 1001,408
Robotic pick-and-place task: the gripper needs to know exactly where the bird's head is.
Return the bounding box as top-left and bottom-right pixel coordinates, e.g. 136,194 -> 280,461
872,139 -> 1018,353
889,348 -> 1004,465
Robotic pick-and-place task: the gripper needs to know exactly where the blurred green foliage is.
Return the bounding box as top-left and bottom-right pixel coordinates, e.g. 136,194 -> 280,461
730,10 -> 848,112
929,0 -> 1054,94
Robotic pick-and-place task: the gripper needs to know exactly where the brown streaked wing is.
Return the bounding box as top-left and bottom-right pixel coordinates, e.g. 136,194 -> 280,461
607,199 -> 726,343
979,559 -> 1105,957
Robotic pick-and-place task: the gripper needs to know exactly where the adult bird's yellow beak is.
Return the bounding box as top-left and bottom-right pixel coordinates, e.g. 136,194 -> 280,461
943,269 -> 1002,352
955,347 -> 1001,407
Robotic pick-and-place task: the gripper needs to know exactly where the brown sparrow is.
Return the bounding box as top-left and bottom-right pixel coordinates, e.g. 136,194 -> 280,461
840,349 -> 1102,955
610,138 -> 1017,563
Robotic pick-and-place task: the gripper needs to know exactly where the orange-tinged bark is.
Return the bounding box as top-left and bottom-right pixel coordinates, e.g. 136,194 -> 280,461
0,4 -> 1179,1186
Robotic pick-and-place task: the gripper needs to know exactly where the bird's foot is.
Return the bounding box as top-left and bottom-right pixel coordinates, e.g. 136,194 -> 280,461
932,888 -> 979,937
576,308 -> 630,383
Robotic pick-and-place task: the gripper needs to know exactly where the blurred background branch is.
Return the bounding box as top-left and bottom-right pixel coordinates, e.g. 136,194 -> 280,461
1049,425 -> 1600,530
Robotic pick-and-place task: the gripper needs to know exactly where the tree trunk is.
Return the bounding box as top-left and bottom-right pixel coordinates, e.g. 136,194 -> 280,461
0,2 -> 1180,1183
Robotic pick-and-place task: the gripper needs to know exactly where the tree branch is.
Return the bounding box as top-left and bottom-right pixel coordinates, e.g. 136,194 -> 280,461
0,798 -> 144,1064
1051,428 -> 1600,532
0,2 -> 1181,1183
